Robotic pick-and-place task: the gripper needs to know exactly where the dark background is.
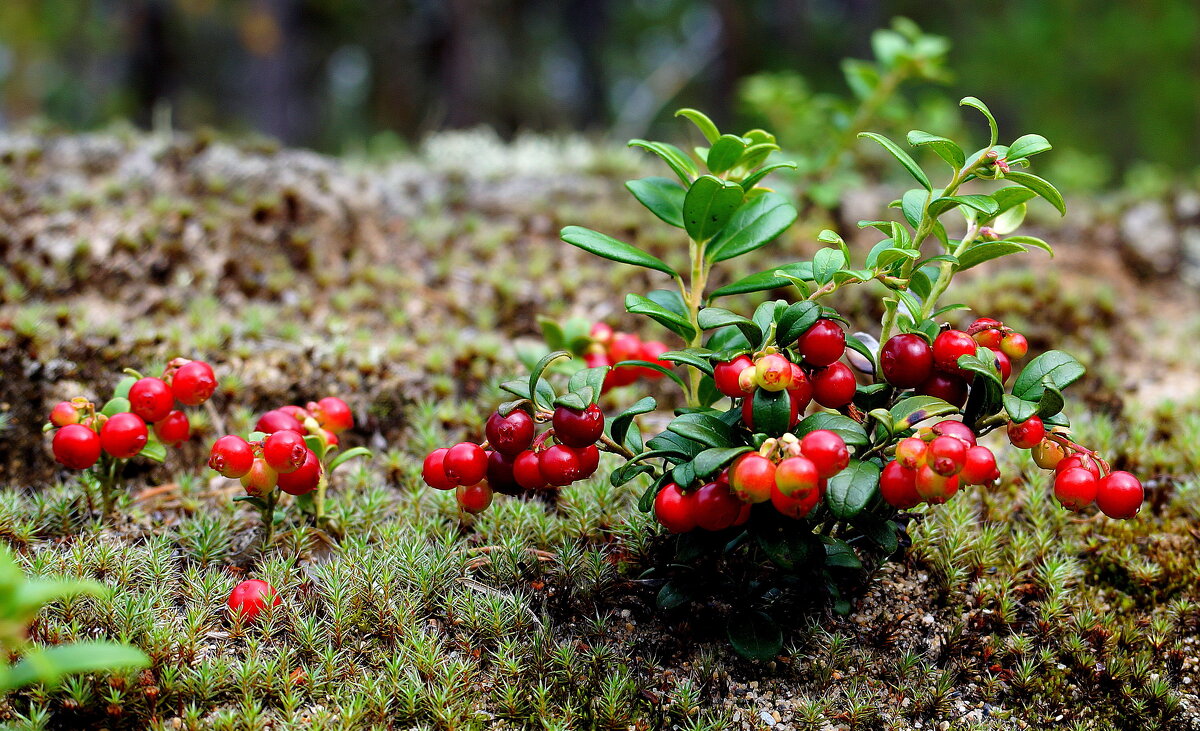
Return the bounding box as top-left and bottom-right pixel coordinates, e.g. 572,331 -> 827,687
1,0 -> 1196,173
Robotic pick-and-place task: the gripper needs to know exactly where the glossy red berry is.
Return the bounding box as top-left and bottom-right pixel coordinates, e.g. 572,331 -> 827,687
574,444 -> 600,478
787,364 -> 813,410
444,443 -> 488,485
513,450 -> 547,490
256,409 -> 305,435
638,340 -> 671,379
538,444 -> 581,487
129,377 -> 175,423
1007,416 -> 1045,449
973,328 -> 1003,349
930,420 -> 977,446
240,458 -> 278,496
609,333 -> 643,363
771,479 -> 822,519
100,412 -> 148,459
796,318 -> 846,367
421,448 -> 455,490
800,430 -> 849,479
277,449 -> 322,495
552,403 -> 605,447
774,456 -> 820,497
154,410 -> 190,447
262,430 -> 308,474
1054,467 -> 1097,511
714,355 -> 754,398
654,483 -> 697,533
49,401 -> 80,427
485,451 -> 520,495
311,397 -> 353,433
485,409 -> 536,456
456,482 -> 494,514
1056,454 -> 1101,479
210,435 -> 254,479
914,465 -> 959,504
917,372 -> 969,408
932,330 -> 977,375
1095,471 -> 1143,519
993,350 -> 1012,384
227,579 -> 280,622
880,460 -> 921,509
729,453 -> 776,503
811,362 -> 856,408
879,334 -> 934,389
693,482 -> 743,531
959,446 -> 998,485
754,354 -> 794,392
604,363 -> 639,389
171,360 -> 217,406
927,435 -> 968,476
1000,332 -> 1029,360
52,424 -> 101,470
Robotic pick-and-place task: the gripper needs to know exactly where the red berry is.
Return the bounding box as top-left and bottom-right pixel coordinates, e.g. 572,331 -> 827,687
771,479 -> 822,519
256,409 -> 305,435
486,451 -> 520,495
604,362 -> 639,389
879,334 -> 934,389
513,450 -> 547,490
129,377 -> 175,423
880,460 -> 922,509
927,435 -> 968,477
444,443 -> 488,485
638,340 -> 671,379
538,444 -> 581,486
930,420 -> 977,446
262,430 -> 309,474
49,401 -> 80,427
210,435 -> 254,479
1007,416 -> 1045,449
917,372 -> 969,408
796,319 -> 846,367
714,355 -> 754,398
280,405 -> 310,421
1095,471 -> 1143,519
1054,467 -> 1098,511
733,502 -> 752,526
585,349 -> 611,372
729,453 -> 776,503
456,482 -> 494,514
485,409 -> 536,456
227,579 -> 280,622
959,446 -> 998,485
154,410 -> 190,447
552,404 -> 604,447
608,333 -> 643,363
654,483 -> 697,533
800,430 -> 849,479
754,354 -> 793,392
693,482 -> 742,531
52,424 -> 101,470
277,449 -> 322,495
171,361 -> 217,406
421,448 -> 456,490
811,362 -> 856,408
932,330 -> 977,375
894,437 -> 928,470
240,458 -> 278,496
914,465 -> 959,504
973,328 -> 1003,349
969,317 -> 1003,332
774,456 -> 820,497
574,444 -> 600,478
787,364 -> 813,411
590,322 -> 614,344
1000,332 -> 1029,360
1056,454 -> 1101,479
312,397 -> 353,433
100,412 -> 148,459
993,350 -> 1012,384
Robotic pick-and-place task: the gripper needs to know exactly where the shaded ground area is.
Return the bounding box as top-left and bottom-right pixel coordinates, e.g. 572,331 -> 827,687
1,130 -> 1199,729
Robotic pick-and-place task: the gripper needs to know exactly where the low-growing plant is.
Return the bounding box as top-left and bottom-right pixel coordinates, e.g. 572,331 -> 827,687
420,99 -> 1146,658
43,358 -> 217,517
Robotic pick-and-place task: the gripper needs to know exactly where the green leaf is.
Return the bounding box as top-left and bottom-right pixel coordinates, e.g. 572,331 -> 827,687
112,376 -> 136,400
626,294 -> 697,340
755,523 -> 818,570
668,413 -> 732,449
1,643 -> 149,692
739,142 -> 781,171
960,96 -> 998,147
1003,171 -> 1066,215
1037,379 -> 1065,418
683,175 -> 744,242
749,388 -> 792,436
858,132 -> 931,191
560,226 -> 677,277
500,378 -> 555,412
1007,133 -> 1052,161
858,519 -> 900,554
906,130 -> 965,169
954,241 -> 1028,271
845,334 -> 877,371
1012,350 -> 1085,402
709,261 -> 813,299
889,395 -> 958,431
628,139 -> 698,186
928,194 -> 999,218
1004,235 -> 1054,255
706,134 -> 748,174
568,366 -> 609,404
329,447 -> 372,473
138,439 -> 167,464
823,537 -> 863,569
692,447 -> 752,479
646,431 -> 704,461
612,360 -> 687,391
528,350 -> 569,413
100,397 -> 131,417
825,459 -> 880,520
1002,395 -> 1037,423
706,193 -> 798,262
795,413 -> 869,447
777,301 -> 820,345
657,578 -> 698,611
674,108 -> 720,143
625,177 -> 685,228
899,188 -> 927,229
696,308 -> 762,345
727,611 -> 782,661
658,349 -> 714,376
990,186 -> 1038,214
610,396 -> 657,448
740,161 -> 798,191
812,247 -> 846,286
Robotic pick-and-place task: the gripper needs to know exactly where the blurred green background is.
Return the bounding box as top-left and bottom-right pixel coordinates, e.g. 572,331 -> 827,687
0,0 -> 1196,178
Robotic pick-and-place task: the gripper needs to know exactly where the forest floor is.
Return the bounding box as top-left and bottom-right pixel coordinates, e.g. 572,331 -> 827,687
0,129 -> 1199,730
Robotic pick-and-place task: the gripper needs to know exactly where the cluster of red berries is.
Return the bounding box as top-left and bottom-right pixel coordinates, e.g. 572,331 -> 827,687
48,359 -> 217,470
713,318 -> 854,416
654,429 -> 851,532
880,420 -> 999,509
879,318 -> 1029,407
421,402 -> 606,514
1008,416 -> 1143,519
208,397 -> 353,497
585,323 -> 671,391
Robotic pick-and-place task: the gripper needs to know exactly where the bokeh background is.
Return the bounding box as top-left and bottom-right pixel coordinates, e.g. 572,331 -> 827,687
1,0 -> 1196,180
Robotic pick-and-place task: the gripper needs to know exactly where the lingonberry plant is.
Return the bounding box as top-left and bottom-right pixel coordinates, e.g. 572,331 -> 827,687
207,396 -> 371,545
423,100 -> 1145,658
43,358 -> 217,517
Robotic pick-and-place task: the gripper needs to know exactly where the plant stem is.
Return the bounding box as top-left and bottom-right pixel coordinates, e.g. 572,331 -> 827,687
598,433 -> 636,460
679,238 -> 710,409
814,65 -> 909,188
261,490 -> 278,548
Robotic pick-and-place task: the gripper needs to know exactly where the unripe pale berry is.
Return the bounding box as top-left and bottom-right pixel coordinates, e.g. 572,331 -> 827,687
774,456 -> 820,497
49,401 -> 80,427
240,458 -> 278,496
894,437 -> 927,470
755,354 -> 793,392
914,465 -> 959,504
1000,332 -> 1029,360
1031,439 -> 1067,470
